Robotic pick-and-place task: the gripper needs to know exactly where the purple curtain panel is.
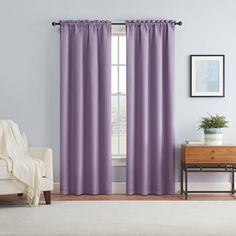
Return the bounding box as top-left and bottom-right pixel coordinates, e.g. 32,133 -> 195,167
126,20 -> 175,195
60,21 -> 112,194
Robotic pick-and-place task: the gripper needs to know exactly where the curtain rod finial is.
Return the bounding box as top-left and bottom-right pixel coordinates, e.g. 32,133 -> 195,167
52,22 -> 59,27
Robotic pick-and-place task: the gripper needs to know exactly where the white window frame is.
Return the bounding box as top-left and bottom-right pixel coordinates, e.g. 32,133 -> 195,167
112,25 -> 126,166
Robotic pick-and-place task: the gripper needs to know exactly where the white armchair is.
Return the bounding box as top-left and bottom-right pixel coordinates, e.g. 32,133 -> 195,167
0,147 -> 53,204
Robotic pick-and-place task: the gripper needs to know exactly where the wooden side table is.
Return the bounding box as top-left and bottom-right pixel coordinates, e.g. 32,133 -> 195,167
181,144 -> 236,199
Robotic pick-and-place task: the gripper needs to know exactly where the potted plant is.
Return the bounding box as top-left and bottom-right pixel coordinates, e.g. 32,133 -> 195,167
199,114 -> 229,145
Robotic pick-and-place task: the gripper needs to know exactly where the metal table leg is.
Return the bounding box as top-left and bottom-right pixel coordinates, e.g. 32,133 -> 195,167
232,165 -> 235,194
185,165 -> 188,200
181,162 -> 183,194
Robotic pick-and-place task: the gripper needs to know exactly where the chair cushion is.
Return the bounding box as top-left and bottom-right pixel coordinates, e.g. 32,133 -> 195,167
0,158 -> 46,180
0,159 -> 12,179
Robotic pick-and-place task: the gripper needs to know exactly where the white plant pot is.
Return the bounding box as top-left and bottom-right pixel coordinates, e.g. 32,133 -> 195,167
204,128 -> 223,145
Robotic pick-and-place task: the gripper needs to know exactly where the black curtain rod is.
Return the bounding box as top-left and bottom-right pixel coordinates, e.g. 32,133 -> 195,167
52,21 -> 183,27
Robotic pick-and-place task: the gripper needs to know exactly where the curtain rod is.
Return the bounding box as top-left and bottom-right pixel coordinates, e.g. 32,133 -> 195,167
52,21 -> 183,27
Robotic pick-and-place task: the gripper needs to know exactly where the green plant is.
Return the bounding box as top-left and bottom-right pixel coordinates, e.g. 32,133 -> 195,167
199,113 -> 229,129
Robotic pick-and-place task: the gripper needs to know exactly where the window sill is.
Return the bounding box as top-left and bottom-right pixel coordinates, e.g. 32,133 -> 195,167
112,156 -> 126,166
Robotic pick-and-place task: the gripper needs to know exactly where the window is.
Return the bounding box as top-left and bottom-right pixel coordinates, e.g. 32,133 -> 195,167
111,26 -> 126,158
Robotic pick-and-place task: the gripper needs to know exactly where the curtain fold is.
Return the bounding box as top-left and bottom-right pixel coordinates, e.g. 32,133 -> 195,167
60,20 -> 112,194
126,20 -> 175,195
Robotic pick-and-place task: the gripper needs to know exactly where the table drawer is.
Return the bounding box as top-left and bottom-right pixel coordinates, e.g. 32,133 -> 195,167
185,147 -> 236,155
186,154 -> 236,164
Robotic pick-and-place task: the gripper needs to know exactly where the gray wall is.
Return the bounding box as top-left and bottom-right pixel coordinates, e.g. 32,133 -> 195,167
1,0 -> 236,184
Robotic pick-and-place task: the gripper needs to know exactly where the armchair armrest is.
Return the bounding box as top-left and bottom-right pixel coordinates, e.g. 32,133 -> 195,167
28,147 -> 53,182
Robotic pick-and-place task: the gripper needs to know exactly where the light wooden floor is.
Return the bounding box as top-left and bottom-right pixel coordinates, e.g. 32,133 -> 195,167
0,193 -> 236,203
51,194 -> 236,201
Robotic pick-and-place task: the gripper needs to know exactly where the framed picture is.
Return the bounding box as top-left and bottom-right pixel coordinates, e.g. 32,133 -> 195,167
190,55 -> 225,97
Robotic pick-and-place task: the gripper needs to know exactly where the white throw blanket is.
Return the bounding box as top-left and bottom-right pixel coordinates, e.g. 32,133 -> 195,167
0,120 -> 45,206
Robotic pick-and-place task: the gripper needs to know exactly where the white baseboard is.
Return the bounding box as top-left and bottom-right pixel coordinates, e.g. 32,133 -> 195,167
53,182 -> 232,194
175,182 -> 232,193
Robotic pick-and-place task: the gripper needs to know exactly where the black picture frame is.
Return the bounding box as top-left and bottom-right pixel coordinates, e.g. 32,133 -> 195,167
190,55 -> 225,97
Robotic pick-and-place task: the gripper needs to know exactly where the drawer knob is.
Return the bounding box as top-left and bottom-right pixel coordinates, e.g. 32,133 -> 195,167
211,157 -> 215,159
212,150 -> 215,153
